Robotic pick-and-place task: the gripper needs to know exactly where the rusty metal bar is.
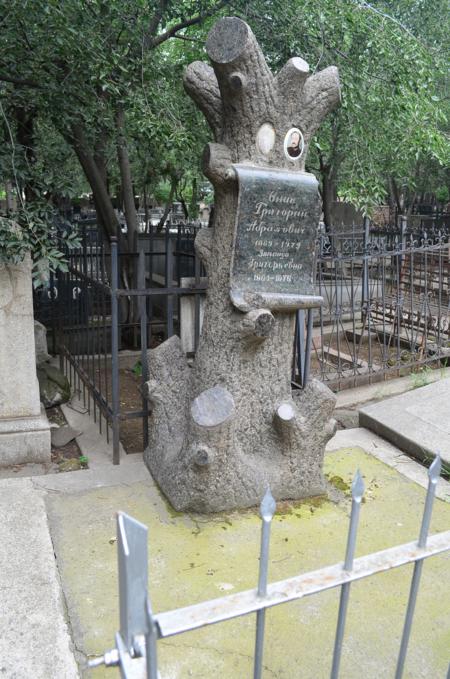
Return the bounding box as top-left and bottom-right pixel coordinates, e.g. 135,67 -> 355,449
155,530 -> 450,639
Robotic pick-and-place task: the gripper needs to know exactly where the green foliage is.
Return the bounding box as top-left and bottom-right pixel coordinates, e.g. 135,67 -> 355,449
244,0 -> 449,212
435,186 -> 449,204
0,205 -> 80,286
0,0 -> 447,225
131,360 -> 142,377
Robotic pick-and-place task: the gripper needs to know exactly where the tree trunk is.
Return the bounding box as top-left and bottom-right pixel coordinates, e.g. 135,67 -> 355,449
71,123 -> 120,239
116,105 -> 138,252
321,168 -> 335,231
143,185 -> 149,233
144,18 -> 340,512
15,106 -> 37,203
156,178 -> 176,231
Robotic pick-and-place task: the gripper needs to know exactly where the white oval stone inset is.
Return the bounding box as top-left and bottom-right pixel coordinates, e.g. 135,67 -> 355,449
191,385 -> 235,428
256,123 -> 275,155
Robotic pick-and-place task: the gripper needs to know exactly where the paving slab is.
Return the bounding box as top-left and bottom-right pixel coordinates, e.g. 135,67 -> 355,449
0,477 -> 79,679
359,378 -> 450,470
61,398 -> 128,468
46,447 -> 450,679
327,428 -> 450,502
335,366 -> 450,409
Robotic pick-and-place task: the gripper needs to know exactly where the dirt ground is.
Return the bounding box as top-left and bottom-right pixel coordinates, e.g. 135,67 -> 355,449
47,406 -> 87,470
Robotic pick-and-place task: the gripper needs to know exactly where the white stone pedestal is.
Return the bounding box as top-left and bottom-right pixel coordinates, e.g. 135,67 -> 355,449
0,257 -> 51,465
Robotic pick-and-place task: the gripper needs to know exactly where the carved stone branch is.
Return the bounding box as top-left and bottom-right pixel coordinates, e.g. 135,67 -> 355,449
275,57 -> 310,100
298,66 -> 341,138
183,61 -> 223,139
202,142 -> 234,187
194,228 -> 213,267
239,309 -> 275,340
204,17 -> 277,155
274,400 -> 305,440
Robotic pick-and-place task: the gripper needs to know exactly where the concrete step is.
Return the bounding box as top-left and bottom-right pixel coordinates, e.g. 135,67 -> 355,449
359,378 -> 450,471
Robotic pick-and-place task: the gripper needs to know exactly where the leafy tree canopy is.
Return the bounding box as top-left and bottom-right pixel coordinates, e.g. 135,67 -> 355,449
0,0 -> 448,252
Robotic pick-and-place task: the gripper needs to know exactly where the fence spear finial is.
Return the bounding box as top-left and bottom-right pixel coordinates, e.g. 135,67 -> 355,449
352,469 -> 365,502
428,454 -> 442,483
260,486 -> 276,522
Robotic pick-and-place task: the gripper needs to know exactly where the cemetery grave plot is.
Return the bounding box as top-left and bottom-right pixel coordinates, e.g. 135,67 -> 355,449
310,245 -> 450,389
309,324 -> 450,390
90,360 -> 155,455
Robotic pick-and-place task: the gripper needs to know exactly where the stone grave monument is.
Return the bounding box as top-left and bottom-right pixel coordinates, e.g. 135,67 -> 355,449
0,256 -> 51,465
144,17 -> 340,512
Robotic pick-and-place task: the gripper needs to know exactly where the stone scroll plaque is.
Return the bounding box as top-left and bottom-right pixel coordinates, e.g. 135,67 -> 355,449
230,165 -> 323,312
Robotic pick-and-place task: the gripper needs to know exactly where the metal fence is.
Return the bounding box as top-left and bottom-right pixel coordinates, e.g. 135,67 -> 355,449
33,215 -> 450,460
310,217 -> 450,390
41,222 -> 205,463
87,456 -> 450,678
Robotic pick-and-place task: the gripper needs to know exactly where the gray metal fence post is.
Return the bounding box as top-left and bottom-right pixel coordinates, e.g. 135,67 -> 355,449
361,216 -> 370,322
254,488 -> 276,679
117,512 -> 149,653
330,470 -> 365,679
303,308 -> 314,387
395,455 -> 442,679
138,250 -> 149,450
295,309 -> 305,386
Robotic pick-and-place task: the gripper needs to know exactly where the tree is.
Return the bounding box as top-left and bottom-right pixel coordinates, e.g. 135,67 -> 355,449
240,0 -> 449,221
0,0 -> 228,244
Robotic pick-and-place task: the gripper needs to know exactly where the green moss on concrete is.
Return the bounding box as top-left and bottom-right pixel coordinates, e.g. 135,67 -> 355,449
46,446 -> 450,679
326,473 -> 351,493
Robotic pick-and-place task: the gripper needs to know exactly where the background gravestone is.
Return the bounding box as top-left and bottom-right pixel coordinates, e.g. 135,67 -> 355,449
144,17 -> 340,512
0,257 -> 51,465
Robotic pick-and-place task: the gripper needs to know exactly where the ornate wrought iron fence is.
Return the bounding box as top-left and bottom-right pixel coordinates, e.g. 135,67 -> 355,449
32,215 -> 450,460
88,457 -> 450,678
46,222 -> 205,463
307,219 -> 450,390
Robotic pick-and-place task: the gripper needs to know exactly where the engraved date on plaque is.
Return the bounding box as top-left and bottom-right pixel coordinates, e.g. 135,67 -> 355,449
230,165 -> 322,311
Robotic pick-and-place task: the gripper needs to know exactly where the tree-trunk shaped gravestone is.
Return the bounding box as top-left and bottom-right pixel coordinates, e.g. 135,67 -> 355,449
144,17 -> 340,512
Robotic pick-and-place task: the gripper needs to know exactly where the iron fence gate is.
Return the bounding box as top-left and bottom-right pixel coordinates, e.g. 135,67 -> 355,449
88,457 -> 450,678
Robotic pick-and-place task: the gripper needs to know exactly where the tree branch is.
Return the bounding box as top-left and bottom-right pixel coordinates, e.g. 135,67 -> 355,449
0,72 -> 41,88
183,62 -> 223,139
146,0 -> 167,44
150,0 -> 230,49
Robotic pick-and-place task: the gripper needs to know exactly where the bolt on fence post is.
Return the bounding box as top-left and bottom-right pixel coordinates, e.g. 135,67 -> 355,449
395,455 -> 442,679
254,488 -> 276,679
145,597 -> 159,679
111,237 -> 120,464
330,469 -> 365,679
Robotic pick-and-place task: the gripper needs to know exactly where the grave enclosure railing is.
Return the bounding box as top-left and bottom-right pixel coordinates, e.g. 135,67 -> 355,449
88,456 -> 450,678
33,214 -> 450,461
312,216 -> 450,390
41,222 -> 206,463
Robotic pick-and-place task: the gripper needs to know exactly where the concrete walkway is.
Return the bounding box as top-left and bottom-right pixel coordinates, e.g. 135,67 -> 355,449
0,476 -> 79,679
0,392 -> 144,679
360,378 -> 450,469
